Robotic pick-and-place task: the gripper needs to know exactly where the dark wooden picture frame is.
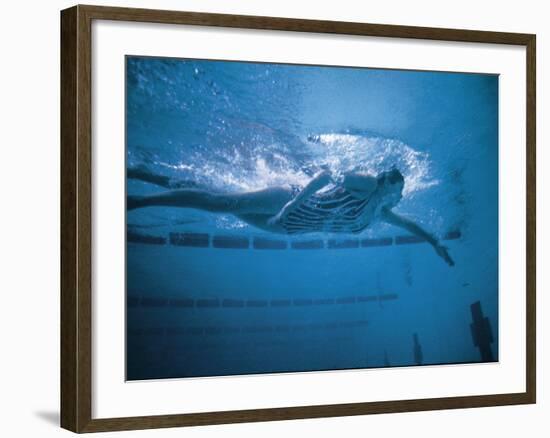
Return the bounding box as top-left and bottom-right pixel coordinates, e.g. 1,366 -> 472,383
61,4 -> 536,433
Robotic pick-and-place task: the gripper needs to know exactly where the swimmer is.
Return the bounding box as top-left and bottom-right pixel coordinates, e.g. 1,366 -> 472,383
127,166 -> 454,266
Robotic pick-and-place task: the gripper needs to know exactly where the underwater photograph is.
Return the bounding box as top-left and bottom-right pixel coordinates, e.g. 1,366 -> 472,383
125,55 -> 499,381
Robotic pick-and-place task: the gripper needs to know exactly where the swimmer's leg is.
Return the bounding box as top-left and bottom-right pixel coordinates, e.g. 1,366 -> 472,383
127,187 -> 293,215
128,189 -> 237,212
127,164 -> 203,189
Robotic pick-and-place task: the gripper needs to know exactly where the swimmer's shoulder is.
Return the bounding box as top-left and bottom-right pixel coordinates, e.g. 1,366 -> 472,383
343,172 -> 378,200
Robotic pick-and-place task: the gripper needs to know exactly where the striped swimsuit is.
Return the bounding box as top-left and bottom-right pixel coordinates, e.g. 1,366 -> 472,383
280,185 -> 374,235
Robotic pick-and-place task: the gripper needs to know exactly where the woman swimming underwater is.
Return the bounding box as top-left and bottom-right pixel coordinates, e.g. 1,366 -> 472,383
127,166 -> 454,266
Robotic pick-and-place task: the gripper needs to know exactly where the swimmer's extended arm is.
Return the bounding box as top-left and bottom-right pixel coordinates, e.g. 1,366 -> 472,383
381,207 -> 455,266
268,170 -> 333,225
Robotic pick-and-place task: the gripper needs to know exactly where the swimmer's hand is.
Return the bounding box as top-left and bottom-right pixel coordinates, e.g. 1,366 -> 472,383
268,170 -> 334,228
315,169 -> 334,187
434,243 -> 455,267
268,211 -> 284,227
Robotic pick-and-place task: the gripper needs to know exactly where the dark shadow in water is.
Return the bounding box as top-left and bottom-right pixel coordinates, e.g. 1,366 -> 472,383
34,410 -> 59,427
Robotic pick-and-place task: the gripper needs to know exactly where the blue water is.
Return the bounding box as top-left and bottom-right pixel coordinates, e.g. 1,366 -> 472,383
126,56 -> 498,380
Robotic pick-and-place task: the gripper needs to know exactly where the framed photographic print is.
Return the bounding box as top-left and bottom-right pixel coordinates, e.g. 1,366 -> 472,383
60,4 -> 536,433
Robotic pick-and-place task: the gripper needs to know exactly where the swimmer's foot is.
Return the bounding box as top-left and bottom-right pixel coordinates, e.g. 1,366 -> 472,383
127,195 -> 145,211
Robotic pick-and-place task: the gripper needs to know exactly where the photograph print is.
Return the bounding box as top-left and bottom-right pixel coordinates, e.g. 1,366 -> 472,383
125,56 -> 498,380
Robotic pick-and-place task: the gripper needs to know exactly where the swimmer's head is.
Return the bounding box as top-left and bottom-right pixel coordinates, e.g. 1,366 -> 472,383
377,168 -> 405,207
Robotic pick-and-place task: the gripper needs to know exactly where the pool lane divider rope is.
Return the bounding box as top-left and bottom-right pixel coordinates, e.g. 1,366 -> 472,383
127,230 -> 461,249
127,319 -> 370,338
128,293 -> 398,309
